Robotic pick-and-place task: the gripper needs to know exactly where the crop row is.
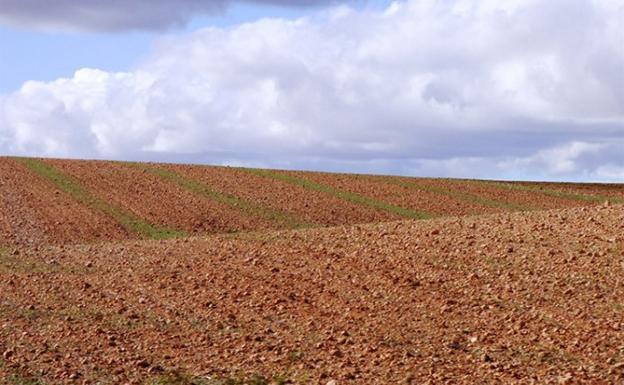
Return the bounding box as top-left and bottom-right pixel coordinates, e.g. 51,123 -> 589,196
1,157 -> 622,247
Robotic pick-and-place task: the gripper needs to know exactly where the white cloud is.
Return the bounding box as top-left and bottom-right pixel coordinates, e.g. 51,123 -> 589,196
1,0 -> 623,181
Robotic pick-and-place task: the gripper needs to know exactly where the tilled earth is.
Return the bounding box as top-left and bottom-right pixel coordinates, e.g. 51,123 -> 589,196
1,204 -> 623,384
0,160 -> 128,247
2,157 -> 623,249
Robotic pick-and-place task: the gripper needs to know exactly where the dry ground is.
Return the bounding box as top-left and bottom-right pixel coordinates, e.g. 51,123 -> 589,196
1,202 -> 623,384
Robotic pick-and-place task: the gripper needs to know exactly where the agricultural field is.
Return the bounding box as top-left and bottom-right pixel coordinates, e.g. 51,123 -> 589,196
1,157 -> 623,248
1,156 -> 624,384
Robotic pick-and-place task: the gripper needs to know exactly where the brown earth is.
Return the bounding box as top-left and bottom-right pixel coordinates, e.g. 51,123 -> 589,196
167,164 -> 397,227
0,159 -> 128,247
46,159 -> 275,236
285,170 -> 502,217
398,177 -> 591,210
1,203 -> 623,384
1,157 -> 622,248
516,181 -> 624,200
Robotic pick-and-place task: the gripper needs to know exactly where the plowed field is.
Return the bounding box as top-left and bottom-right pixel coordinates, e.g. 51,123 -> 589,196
2,203 -> 624,384
1,156 -> 623,384
1,157 -> 622,248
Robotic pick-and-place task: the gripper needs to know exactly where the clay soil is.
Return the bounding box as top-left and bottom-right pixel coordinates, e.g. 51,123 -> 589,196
2,157 -> 621,249
515,181 -> 624,201
2,204 -> 624,384
400,178 -> 592,211
168,164 -> 398,226
46,159 -> 275,235
286,171 -> 503,217
0,159 -> 128,247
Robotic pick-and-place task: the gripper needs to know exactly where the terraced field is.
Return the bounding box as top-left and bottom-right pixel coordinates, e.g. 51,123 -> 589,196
1,156 -> 623,384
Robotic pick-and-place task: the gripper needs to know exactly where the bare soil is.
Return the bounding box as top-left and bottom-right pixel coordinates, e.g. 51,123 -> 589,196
0,159 -> 128,247
1,203 -> 623,384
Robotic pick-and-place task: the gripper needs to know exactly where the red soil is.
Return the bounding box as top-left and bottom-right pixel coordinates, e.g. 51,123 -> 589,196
0,159 -> 127,247
168,164 -> 397,226
1,204 -> 623,384
46,159 -> 275,235
286,170 -> 502,217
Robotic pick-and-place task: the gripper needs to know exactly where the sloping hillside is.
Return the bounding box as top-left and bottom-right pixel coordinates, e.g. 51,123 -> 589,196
1,203 -> 623,384
1,157 -> 622,247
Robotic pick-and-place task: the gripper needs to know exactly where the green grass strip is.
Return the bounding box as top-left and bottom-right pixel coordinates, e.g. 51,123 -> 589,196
130,164 -> 311,230
240,168 -> 432,220
480,180 -> 624,204
14,158 -> 184,240
383,178 -> 535,212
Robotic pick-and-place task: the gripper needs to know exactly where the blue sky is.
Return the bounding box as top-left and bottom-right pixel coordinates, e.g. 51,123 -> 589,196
0,1 -> 392,92
1,2 -> 344,92
0,0 -> 622,182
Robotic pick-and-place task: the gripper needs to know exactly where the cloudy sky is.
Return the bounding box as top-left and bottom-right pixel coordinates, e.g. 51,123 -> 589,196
0,0 -> 623,181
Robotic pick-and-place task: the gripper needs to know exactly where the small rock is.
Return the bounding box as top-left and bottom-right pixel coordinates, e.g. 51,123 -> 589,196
3,349 -> 13,359
326,380 -> 337,385
610,362 -> 624,374
136,359 -> 150,368
68,372 -> 81,380
557,373 -> 573,384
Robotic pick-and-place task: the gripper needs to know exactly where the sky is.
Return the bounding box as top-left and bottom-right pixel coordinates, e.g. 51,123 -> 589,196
0,0 -> 623,182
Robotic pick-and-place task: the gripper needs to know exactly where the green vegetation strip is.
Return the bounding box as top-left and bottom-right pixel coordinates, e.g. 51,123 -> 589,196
4,374 -> 47,385
14,158 -> 184,240
384,178 -> 535,212
240,168 -> 432,220
146,371 -> 287,385
131,164 -> 311,230
480,180 -> 624,204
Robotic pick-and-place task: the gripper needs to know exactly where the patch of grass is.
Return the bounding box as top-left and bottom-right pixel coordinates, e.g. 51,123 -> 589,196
130,164 -> 311,230
13,157 -> 184,240
4,374 -> 47,385
240,168 -> 432,220
386,178 -> 534,211
481,180 -> 624,204
146,372 -> 209,385
145,372 -> 285,385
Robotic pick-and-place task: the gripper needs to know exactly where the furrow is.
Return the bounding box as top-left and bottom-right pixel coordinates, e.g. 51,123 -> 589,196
14,158 -> 185,240
240,167 -> 433,220
130,164 -> 313,230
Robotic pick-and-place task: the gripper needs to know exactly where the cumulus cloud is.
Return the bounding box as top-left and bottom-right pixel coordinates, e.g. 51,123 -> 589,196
1,0 -> 623,181
0,0 -> 346,32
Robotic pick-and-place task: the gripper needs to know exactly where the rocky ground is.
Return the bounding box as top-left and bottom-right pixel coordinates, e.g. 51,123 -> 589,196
1,203 -> 623,384
3,156 -> 623,248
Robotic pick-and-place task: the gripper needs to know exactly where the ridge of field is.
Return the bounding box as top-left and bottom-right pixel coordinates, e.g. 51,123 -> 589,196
381,177 -> 534,211
490,180 -> 624,204
130,163 -> 311,230
16,158 -> 184,241
45,159 -> 280,237
164,163 -> 400,227
1,156 -> 623,248
1,204 -> 623,384
392,177 -> 594,211
0,158 -> 129,247
239,167 -> 433,220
